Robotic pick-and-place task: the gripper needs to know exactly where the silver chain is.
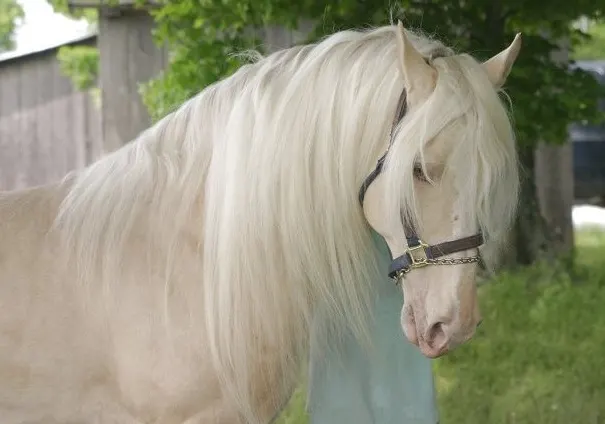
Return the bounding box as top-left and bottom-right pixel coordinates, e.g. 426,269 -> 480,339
394,255 -> 482,284
425,256 -> 482,266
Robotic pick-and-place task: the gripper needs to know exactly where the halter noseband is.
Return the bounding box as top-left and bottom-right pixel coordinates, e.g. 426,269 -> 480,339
358,82 -> 484,284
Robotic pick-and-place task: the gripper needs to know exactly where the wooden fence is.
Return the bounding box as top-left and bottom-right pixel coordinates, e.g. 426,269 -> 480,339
0,35 -> 103,190
0,8 -> 309,192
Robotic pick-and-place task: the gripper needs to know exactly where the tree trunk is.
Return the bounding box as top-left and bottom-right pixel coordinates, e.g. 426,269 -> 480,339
502,144 -> 574,271
511,145 -> 554,266
534,141 -> 575,257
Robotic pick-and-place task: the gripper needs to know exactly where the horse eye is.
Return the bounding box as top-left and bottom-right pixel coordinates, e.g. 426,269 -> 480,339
413,165 -> 428,182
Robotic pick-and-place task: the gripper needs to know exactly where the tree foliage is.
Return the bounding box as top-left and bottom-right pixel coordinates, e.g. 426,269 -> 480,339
573,19 -> 605,60
57,45 -> 99,90
41,0 -> 605,145
42,0 -> 98,91
0,0 -> 24,52
46,0 -> 98,22
140,0 -> 605,147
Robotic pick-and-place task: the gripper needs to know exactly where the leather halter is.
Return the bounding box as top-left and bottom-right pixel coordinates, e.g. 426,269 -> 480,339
358,87 -> 484,283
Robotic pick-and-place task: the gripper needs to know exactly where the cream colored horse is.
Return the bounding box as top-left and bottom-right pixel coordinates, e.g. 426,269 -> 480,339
0,23 -> 521,423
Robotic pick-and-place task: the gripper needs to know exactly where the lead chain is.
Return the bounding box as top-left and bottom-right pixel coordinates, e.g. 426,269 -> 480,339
426,256 -> 481,266
393,256 -> 482,285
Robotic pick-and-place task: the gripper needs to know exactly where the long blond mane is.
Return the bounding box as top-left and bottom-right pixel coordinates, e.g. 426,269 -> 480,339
54,25 -> 518,423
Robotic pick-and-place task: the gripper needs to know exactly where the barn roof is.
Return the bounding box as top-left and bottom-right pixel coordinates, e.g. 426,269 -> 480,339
0,32 -> 97,65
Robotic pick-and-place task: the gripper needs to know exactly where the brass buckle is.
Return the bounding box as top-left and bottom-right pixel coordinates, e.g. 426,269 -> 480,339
406,242 -> 429,269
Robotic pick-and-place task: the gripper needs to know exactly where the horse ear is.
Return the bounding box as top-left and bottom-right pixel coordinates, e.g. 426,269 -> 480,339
395,21 -> 435,95
482,33 -> 522,88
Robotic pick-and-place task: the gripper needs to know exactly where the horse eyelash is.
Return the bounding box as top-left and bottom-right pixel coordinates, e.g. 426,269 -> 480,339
413,164 -> 429,182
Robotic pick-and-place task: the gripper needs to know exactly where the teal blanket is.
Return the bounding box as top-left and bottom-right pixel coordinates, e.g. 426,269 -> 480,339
306,234 -> 439,424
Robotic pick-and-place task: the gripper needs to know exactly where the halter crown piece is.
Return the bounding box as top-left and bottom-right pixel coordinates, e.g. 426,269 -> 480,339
358,57 -> 484,285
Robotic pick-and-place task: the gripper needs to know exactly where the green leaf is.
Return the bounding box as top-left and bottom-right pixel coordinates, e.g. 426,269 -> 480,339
0,0 -> 24,52
57,45 -> 100,90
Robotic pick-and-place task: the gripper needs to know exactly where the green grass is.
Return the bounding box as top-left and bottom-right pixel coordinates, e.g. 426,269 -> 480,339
275,229 -> 605,424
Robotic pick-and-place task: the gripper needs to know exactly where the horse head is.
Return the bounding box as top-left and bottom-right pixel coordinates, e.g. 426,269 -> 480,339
360,22 -> 521,357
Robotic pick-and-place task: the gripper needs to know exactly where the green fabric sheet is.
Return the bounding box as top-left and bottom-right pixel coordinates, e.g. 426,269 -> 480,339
306,233 -> 439,424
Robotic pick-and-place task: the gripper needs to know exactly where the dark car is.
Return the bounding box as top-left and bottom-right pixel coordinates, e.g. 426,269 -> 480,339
569,60 -> 605,202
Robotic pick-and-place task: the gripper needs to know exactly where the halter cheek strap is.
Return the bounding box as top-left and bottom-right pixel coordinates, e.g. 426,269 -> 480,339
358,85 -> 484,284
358,89 -> 408,206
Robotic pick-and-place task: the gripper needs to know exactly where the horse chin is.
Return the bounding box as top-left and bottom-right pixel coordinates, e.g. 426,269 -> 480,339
418,342 -> 448,359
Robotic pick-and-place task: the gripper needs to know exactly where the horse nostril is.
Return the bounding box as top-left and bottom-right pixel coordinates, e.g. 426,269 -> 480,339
425,322 -> 448,351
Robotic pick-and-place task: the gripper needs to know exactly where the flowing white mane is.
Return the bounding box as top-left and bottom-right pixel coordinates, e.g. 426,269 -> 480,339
54,25 -> 518,422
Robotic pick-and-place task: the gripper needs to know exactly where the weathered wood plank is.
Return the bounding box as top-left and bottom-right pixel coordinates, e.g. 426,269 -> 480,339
0,21 -> 306,191
98,10 -> 167,152
0,38 -> 102,190
0,63 -> 21,189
